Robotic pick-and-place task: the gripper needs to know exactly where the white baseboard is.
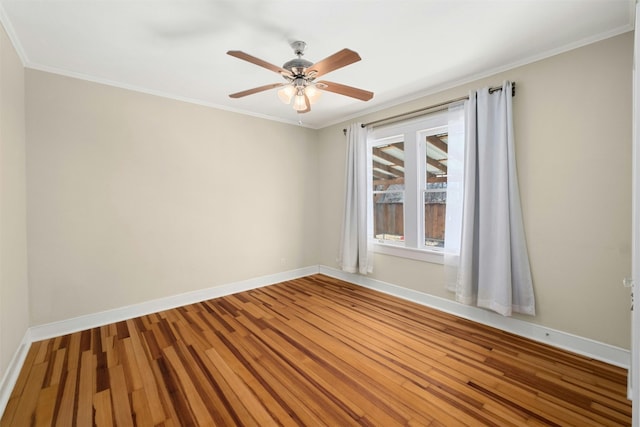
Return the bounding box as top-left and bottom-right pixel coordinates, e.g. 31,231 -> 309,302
29,266 -> 319,342
0,329 -> 31,417
318,266 -> 631,369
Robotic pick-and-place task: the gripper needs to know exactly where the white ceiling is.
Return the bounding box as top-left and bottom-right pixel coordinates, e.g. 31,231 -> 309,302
0,0 -> 634,129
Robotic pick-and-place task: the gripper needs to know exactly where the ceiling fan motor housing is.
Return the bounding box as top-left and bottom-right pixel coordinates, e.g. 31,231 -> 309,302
282,58 -> 313,76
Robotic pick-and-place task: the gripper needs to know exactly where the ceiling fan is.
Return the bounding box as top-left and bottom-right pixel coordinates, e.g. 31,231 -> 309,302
227,41 -> 374,113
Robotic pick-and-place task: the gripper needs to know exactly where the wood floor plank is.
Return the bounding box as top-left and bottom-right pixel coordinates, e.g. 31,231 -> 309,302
109,364 -> 134,427
120,337 -> 143,392
47,348 -> 66,388
124,319 -> 166,424
8,362 -> 48,427
1,274 -> 632,426
35,386 -> 58,427
1,341 -> 44,426
76,350 -> 95,426
93,389 -> 114,427
131,388 -> 155,427
54,332 -> 81,427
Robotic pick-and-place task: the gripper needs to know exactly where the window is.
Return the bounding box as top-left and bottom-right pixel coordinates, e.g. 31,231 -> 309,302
424,133 -> 449,248
367,109 -> 463,263
371,139 -> 405,244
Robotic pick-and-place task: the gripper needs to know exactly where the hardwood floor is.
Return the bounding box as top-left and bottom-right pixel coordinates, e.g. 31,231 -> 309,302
1,274 -> 631,426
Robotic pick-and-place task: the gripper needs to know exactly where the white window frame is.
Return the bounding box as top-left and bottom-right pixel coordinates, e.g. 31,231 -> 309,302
367,113 -> 451,264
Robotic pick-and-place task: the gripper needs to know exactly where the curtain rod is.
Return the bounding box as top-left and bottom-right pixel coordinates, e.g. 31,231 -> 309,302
342,82 -> 515,134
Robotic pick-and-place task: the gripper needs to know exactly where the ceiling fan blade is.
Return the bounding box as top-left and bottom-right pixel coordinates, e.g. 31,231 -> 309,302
316,80 -> 374,101
229,83 -> 285,98
227,50 -> 292,76
307,49 -> 361,78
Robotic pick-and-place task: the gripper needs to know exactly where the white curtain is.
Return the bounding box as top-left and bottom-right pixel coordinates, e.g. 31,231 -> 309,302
338,123 -> 373,274
454,81 -> 536,316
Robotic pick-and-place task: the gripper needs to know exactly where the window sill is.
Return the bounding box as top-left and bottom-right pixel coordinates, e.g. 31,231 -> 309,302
373,243 -> 444,265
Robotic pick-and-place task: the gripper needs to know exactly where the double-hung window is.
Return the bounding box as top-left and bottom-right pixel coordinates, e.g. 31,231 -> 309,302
367,107 -> 464,263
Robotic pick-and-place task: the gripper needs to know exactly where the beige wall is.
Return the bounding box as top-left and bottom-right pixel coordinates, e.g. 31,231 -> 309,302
318,33 -> 633,349
0,23 -> 29,376
26,71 -> 319,325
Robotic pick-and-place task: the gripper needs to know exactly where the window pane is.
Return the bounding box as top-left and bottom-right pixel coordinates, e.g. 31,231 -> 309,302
425,134 -> 448,248
372,142 -> 404,187
374,191 -> 404,242
372,142 -> 405,242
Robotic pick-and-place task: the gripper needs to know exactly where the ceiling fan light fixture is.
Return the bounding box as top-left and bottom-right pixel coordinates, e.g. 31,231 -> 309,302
293,91 -> 307,111
305,85 -> 322,104
277,85 -> 295,104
